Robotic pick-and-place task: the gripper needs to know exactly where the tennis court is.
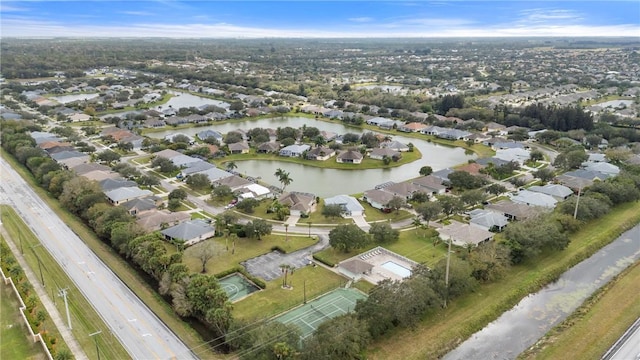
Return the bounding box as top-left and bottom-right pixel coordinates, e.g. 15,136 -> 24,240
273,288 -> 367,339
219,273 -> 260,302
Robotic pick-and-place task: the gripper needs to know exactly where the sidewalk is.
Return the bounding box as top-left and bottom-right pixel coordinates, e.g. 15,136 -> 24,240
0,225 -> 88,360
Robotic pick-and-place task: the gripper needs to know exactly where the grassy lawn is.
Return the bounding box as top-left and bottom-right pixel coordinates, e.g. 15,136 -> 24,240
232,266 -> 348,320
362,202 -> 413,223
0,278 -> 47,360
519,259 -> 640,360
367,201 -> 640,360
304,200 -> 353,225
1,207 -> 128,360
182,234 -> 318,275
215,147 -> 422,170
1,150 -> 216,359
314,227 -> 445,268
130,155 -> 153,165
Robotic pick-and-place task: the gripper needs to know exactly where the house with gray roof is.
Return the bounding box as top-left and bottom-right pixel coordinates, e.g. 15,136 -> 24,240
70,162 -> 112,175
431,168 -> 454,184
375,181 -> 420,200
369,148 -> 401,160
410,176 -> 447,196
495,148 -> 530,165
136,210 -> 190,232
492,141 -> 525,150
257,141 -> 280,154
99,178 -> 138,192
324,195 -> 364,217
583,162 -> 620,176
528,184 -> 573,200
161,219 -> 215,246
105,186 -> 153,205
228,142 -> 250,154
120,196 -> 160,216
197,129 -> 223,142
180,160 -> 216,177
279,144 -> 310,157
437,221 -> 494,247
196,167 -> 233,183
511,190 -> 557,208
170,154 -> 202,168
153,149 -> 183,160
363,189 -> 396,211
468,209 -> 509,232
486,200 -> 540,221
381,140 -> 410,152
212,175 -> 252,191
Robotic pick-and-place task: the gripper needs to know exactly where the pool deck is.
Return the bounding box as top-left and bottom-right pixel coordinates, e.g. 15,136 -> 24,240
338,247 -> 419,284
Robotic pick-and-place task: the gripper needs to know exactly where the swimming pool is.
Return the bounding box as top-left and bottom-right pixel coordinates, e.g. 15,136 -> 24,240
381,261 -> 412,278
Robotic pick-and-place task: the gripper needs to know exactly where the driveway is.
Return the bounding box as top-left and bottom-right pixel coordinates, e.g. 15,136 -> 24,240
352,214 -> 370,230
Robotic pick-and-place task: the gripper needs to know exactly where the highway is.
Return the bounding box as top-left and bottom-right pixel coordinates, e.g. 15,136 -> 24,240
0,157 -> 197,360
603,317 -> 640,360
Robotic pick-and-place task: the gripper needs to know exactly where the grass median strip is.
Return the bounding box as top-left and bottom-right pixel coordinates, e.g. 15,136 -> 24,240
1,206 -> 129,359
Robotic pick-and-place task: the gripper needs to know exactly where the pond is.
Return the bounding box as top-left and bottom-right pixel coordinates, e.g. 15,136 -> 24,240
444,224 -> 640,360
50,93 -> 100,104
154,90 -> 230,111
147,117 -> 475,197
595,99 -> 633,108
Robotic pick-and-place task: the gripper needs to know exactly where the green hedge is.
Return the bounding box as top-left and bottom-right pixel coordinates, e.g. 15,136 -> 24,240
312,253 -> 335,267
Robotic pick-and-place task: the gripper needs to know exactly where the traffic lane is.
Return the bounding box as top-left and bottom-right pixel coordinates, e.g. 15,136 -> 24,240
610,320 -> 640,360
0,159 -> 196,360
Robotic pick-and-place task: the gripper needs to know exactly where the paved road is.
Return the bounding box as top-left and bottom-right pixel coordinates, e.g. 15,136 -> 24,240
0,158 -> 196,360
604,317 -> 640,360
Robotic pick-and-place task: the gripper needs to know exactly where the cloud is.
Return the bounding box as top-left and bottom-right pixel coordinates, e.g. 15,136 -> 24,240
518,8 -> 584,25
119,11 -> 155,17
0,3 -> 29,12
348,17 -> 373,23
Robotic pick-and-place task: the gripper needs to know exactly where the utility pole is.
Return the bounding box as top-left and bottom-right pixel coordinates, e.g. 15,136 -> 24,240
59,288 -> 72,330
303,280 -> 307,304
89,331 -> 102,360
30,244 -> 44,287
573,186 -> 582,219
444,238 -> 452,308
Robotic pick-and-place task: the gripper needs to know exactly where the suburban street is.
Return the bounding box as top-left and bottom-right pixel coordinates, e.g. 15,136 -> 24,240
0,157 -> 197,360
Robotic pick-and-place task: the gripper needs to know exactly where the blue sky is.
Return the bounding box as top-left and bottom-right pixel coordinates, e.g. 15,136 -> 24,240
1,1 -> 639,38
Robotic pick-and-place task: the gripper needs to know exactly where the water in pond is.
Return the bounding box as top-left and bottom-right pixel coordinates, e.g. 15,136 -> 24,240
444,224 -> 640,360
154,90 -> 230,111
148,117 -> 474,196
50,93 -> 100,104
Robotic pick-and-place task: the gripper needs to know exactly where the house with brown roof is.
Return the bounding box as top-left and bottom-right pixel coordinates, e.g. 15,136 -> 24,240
278,192 -> 316,216
228,142 -> 250,154
257,141 -> 280,154
436,220 -> 494,247
306,146 -> 335,161
398,122 -> 428,133
336,149 -> 363,164
363,189 -> 396,211
410,175 -> 447,196
136,210 -> 191,232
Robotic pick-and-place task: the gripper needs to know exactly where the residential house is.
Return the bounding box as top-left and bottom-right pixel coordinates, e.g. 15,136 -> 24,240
99,178 -> 138,192
492,141 -> 525,151
236,184 -> 271,200
431,168 -> 455,185
528,184 -> 573,200
228,142 -> 250,154
153,149 -> 183,161
410,176 -> 447,196
164,133 -> 194,144
467,209 -> 509,232
336,149 -> 363,164
398,122 -> 428,133
50,151 -> 90,168
324,195 -> 364,217
197,167 -> 233,183
161,219 -> 215,246
81,170 -> 121,182
212,175 -> 252,191
278,192 -> 316,216
375,181 -> 419,200
495,148 -> 530,165
68,113 -> 91,122
257,142 -> 280,154
380,140 -> 410,152
197,129 -> 224,142
180,160 -> 216,177
319,130 -> 338,142
279,144 -> 310,157
70,162 -> 112,175
437,221 -> 494,247
369,148 -> 401,160
511,190 -> 557,208
104,187 -> 153,206
170,154 -> 202,168
144,119 -> 166,128
583,162 -> 620,177
120,196 -> 160,216
306,146 -> 335,161
486,200 -> 540,221
484,122 -> 508,135
363,189 -> 395,211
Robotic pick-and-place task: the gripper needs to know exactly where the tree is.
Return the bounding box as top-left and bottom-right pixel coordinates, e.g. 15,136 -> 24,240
112,162 -> 141,179
553,148 -> 588,170
169,188 -> 188,201
168,198 -> 182,212
460,189 -> 486,207
227,320 -> 301,360
436,195 -> 464,217
192,242 -> 217,273
369,222 -> 399,244
386,196 -> 406,214
534,167 -> 555,184
212,185 -> 233,198
529,149 -> 544,162
428,257 -> 477,303
322,203 -> 343,218
226,161 -> 237,171
416,202 -> 442,226
244,219 -> 272,240
186,173 -> 211,190
151,157 -> 178,173
468,242 -> 511,282
55,348 -> 73,360
329,224 -> 369,252
505,214 -> 570,264
224,131 -> 243,144
236,198 -> 259,214
185,274 -> 232,336
448,170 -> 486,189
486,183 -> 507,196
137,174 -> 160,187
96,149 -> 121,164
419,166 -> 433,176
300,314 -> 371,360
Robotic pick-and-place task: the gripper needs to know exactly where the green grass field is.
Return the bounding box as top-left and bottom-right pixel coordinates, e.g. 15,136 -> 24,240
519,260 -> 640,360
367,201 -> 640,359
0,282 -> 46,360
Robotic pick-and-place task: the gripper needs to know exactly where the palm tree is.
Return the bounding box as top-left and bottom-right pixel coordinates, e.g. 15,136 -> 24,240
279,173 -> 292,192
226,161 -> 237,171
313,136 -> 326,148
274,168 -> 285,179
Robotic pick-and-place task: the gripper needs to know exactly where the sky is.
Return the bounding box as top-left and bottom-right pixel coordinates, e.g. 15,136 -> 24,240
1,1 -> 639,38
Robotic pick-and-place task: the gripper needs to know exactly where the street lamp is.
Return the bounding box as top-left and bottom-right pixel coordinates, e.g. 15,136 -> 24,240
284,224 -> 289,242
89,331 -> 102,360
444,237 -> 452,308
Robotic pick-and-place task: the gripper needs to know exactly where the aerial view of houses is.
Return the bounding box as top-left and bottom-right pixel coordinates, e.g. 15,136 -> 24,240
1,6 -> 639,359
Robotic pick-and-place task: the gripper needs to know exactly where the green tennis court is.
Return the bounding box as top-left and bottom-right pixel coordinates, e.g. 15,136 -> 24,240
274,288 -> 367,339
219,273 -> 260,302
